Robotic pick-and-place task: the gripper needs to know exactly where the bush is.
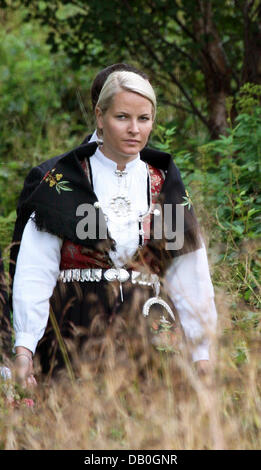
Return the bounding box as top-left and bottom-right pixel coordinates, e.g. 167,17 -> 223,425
0,10 -> 96,216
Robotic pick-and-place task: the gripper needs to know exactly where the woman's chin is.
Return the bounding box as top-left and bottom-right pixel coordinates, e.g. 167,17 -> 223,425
121,151 -> 139,158
101,143 -> 142,160
119,144 -> 143,157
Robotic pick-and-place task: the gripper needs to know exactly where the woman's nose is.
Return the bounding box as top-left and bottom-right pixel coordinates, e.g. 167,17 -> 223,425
128,119 -> 139,133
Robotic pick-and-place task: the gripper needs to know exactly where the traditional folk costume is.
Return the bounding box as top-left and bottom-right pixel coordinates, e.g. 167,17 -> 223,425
12,136 -> 217,375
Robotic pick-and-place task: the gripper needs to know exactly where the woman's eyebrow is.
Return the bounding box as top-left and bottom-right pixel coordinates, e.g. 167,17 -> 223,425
114,110 -> 152,117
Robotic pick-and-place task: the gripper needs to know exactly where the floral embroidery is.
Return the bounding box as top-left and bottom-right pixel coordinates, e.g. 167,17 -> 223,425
142,165 -> 165,242
148,165 -> 164,203
43,168 -> 73,194
182,189 -> 192,209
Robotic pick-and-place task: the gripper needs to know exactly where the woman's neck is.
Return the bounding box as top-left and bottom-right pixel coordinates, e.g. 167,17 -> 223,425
99,145 -> 138,171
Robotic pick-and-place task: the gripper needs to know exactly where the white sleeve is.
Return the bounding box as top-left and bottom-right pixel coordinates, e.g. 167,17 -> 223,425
13,216 -> 63,354
164,242 -> 217,362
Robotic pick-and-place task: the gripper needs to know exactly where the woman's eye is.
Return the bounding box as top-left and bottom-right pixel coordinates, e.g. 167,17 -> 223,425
116,115 -> 126,119
139,116 -> 150,121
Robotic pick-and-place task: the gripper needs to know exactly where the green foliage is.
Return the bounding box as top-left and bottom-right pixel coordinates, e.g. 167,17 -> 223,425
3,0 -> 260,138
199,104 -> 261,242
0,15 -> 92,162
0,10 -> 96,217
0,162 -> 31,217
204,102 -> 261,306
232,340 -> 249,366
236,83 -> 261,114
0,211 -> 16,250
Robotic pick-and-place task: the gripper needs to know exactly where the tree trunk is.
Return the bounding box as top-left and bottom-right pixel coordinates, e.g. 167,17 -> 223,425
193,1 -> 232,139
242,2 -> 261,84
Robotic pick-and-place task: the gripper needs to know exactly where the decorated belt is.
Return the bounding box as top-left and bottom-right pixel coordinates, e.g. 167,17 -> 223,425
58,268 -> 159,286
58,268 -> 175,321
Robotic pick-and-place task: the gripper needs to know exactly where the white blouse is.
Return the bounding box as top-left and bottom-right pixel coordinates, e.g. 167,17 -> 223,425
13,146 -> 217,362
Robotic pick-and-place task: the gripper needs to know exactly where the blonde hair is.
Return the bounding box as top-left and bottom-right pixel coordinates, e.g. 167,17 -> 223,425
96,71 -> 156,119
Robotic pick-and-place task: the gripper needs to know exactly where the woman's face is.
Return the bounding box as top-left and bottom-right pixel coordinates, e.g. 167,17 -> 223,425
96,90 -> 154,163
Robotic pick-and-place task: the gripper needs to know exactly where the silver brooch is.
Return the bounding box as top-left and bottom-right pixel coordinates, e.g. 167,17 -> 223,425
104,268 -> 130,282
108,169 -> 132,218
109,195 -> 132,217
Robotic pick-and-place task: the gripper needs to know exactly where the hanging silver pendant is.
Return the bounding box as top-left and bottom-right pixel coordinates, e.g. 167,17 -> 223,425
142,280 -> 175,321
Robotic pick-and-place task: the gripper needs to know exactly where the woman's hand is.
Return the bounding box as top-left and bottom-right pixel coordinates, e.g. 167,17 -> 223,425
194,360 -> 210,377
14,347 -> 37,388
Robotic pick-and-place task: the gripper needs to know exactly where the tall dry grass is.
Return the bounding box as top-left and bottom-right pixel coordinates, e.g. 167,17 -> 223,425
0,280 -> 260,450
0,203 -> 260,450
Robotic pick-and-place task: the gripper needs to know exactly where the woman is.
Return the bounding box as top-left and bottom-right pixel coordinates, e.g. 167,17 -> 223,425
13,71 -> 217,385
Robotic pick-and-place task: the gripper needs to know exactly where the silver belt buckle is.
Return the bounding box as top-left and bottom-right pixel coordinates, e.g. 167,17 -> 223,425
104,268 -> 130,283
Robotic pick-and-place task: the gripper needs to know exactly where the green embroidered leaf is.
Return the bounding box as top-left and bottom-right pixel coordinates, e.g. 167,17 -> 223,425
58,185 -> 73,191
60,187 -> 73,191
56,181 -> 73,191
181,196 -> 192,210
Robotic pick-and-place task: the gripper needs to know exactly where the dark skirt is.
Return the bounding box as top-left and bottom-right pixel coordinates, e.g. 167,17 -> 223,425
36,278 -> 180,379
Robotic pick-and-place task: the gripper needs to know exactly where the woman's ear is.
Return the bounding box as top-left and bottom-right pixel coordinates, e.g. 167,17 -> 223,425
95,106 -> 103,133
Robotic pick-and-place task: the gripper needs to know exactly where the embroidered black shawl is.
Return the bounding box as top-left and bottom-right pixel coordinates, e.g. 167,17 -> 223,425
21,142 -> 201,275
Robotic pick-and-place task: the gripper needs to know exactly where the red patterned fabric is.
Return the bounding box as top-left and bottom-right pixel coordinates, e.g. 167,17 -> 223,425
60,240 -> 112,269
142,164 -> 164,242
60,161 -> 165,270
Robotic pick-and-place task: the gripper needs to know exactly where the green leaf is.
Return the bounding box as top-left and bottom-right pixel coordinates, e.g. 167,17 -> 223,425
247,208 -> 259,217
38,1 -> 47,11
55,4 -> 87,20
231,224 -> 244,235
